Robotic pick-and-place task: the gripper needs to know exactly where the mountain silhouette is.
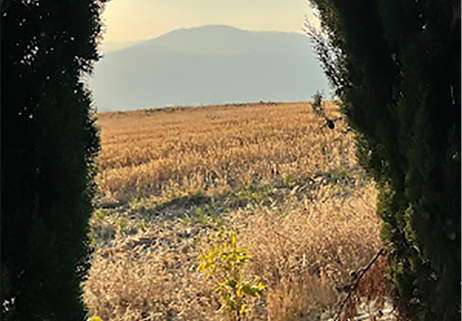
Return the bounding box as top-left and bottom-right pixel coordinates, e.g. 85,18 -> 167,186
88,25 -> 330,111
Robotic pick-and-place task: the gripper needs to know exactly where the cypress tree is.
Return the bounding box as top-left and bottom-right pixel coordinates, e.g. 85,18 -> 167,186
306,1 -> 460,320
1,0 -> 104,319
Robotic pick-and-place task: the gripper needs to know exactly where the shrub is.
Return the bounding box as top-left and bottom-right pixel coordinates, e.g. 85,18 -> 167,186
197,229 -> 265,321
1,0 -> 103,319
306,1 -> 460,320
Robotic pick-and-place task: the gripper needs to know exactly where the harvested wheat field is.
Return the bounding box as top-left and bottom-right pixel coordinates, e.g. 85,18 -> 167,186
84,102 -> 395,321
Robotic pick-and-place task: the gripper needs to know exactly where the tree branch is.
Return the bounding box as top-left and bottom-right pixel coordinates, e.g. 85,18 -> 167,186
333,247 -> 386,321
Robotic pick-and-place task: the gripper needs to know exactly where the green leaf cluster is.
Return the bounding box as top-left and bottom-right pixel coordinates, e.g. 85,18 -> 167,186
197,229 -> 264,320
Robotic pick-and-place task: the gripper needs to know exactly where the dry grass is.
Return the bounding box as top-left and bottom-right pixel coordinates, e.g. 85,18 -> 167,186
84,102 -> 392,321
95,102 -> 354,204
232,183 -> 388,321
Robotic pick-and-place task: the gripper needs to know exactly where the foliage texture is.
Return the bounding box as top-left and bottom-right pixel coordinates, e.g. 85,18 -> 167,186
1,0 -> 104,319
306,1 -> 461,320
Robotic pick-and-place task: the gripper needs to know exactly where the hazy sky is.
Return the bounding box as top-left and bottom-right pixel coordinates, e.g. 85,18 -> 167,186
101,0 -> 319,45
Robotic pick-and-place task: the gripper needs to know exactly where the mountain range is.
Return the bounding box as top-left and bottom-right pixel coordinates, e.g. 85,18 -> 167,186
87,25 -> 330,111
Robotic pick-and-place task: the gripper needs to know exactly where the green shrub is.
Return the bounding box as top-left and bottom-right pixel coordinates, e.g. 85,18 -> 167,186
197,229 -> 265,321
1,0 -> 103,319
306,1 -> 460,320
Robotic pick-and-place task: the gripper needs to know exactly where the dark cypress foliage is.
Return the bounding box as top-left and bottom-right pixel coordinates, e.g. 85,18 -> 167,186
306,1 -> 460,320
1,0 -> 104,319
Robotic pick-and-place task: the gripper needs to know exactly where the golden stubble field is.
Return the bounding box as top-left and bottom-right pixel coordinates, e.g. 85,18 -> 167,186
84,102 -> 391,321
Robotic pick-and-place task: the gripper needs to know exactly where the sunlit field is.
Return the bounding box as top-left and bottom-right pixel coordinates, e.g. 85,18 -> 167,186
84,102 -> 392,321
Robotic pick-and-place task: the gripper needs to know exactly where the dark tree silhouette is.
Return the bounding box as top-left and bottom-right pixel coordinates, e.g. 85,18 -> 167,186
306,1 -> 460,320
1,0 -> 105,319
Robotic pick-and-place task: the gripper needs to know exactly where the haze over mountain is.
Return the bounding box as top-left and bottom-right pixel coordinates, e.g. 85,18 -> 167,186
88,25 -> 330,111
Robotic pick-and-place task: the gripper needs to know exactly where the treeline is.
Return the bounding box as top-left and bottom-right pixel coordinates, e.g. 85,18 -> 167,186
307,1 -> 460,320
1,0 -> 104,320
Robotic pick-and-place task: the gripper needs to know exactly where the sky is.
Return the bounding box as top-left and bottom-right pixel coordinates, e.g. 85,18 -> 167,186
100,0 -> 320,52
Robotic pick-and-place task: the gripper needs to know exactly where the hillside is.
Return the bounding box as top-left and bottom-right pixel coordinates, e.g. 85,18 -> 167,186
87,25 -> 330,111
83,102 -> 391,321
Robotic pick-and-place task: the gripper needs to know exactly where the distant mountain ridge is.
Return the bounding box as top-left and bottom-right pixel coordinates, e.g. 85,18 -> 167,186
88,25 -> 330,111
139,25 -> 316,55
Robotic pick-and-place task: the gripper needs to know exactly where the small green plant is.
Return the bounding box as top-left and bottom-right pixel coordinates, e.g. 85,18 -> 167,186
181,205 -> 221,228
283,174 -> 297,188
116,217 -> 128,236
87,230 -> 98,250
94,209 -> 105,220
328,168 -> 350,184
129,194 -> 143,207
197,229 -> 265,321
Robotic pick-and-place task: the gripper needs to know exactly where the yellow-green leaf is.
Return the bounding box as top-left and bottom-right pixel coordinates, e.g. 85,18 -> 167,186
231,231 -> 236,249
240,303 -> 247,315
